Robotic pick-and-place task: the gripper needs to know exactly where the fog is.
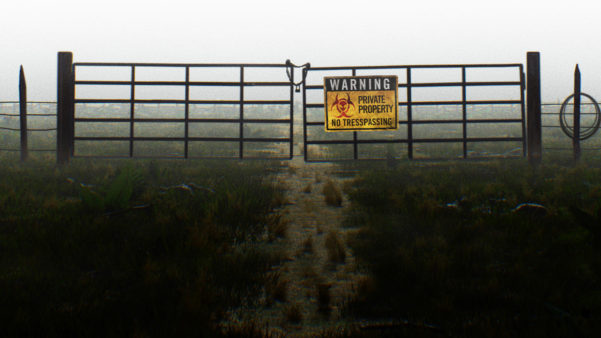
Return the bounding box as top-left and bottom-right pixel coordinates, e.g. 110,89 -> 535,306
1,0 -> 600,102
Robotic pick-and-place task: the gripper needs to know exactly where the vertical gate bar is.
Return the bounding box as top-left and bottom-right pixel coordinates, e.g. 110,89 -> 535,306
352,68 -> 358,160
57,51 -> 74,165
129,65 -> 135,158
526,52 -> 542,165
289,67 -> 294,159
302,68 -> 308,162
461,66 -> 467,158
239,66 -> 244,159
406,67 -> 413,159
573,64 -> 581,161
19,66 -> 28,162
519,65 -> 527,157
184,66 -> 190,159
70,65 -> 75,157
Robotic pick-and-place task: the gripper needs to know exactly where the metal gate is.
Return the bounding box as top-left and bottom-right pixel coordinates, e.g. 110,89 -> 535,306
65,57 -> 294,160
55,52 -> 535,163
302,64 -> 526,161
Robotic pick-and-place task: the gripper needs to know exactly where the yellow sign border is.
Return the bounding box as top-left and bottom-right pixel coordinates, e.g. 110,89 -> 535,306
323,75 -> 398,132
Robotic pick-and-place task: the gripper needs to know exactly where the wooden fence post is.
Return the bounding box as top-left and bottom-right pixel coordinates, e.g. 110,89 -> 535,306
19,66 -> 28,162
573,64 -> 581,161
57,51 -> 74,165
527,52 -> 542,165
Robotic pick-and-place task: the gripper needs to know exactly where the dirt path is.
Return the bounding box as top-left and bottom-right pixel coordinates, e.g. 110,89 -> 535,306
224,157 -> 364,336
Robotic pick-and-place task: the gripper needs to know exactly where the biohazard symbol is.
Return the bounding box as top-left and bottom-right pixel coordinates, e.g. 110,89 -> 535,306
331,93 -> 355,118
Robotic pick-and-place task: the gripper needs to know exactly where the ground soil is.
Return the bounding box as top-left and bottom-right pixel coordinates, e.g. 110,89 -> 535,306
223,157 -> 364,336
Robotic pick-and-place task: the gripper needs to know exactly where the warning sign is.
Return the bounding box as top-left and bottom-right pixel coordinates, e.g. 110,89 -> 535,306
324,75 -> 398,131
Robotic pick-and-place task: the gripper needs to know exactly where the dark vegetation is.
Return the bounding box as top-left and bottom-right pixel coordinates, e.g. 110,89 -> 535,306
343,160 -> 601,337
0,158 -> 286,337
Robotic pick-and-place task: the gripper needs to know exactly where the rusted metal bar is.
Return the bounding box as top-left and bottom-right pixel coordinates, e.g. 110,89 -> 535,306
74,62 -> 287,68
406,67 -> 413,159
75,118 -> 291,123
573,64 -> 581,161
75,80 -> 292,87
289,67 -> 294,159
527,52 -> 542,165
239,66 -> 244,159
519,65 -> 527,157
461,66 -> 467,158
302,68 -> 308,162
129,65 -> 135,157
184,66 -> 190,159
74,99 -> 291,105
305,81 -> 522,90
352,68 -> 358,160
75,136 -> 290,142
305,137 -> 523,145
19,66 -> 28,161
57,52 -> 74,165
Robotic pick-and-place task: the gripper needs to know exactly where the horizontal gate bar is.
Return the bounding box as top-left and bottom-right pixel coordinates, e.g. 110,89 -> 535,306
75,80 -> 292,87
74,136 -> 291,142
305,137 -> 522,145
305,100 -> 522,108
305,119 -> 522,126
74,118 -> 291,123
305,81 -> 521,90
75,99 -> 291,105
306,64 -> 522,71
74,62 -> 288,68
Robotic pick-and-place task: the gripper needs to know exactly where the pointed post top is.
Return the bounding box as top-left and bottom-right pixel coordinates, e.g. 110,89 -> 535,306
19,65 -> 26,89
575,64 -> 580,73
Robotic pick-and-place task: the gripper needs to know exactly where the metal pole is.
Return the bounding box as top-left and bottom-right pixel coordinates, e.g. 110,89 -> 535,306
57,51 -> 74,165
19,66 -> 28,162
461,66 -> 467,158
406,67 -> 413,159
129,65 -> 135,157
289,68 -> 294,159
352,68 -> 358,160
239,66 -> 244,159
184,66 -> 190,159
526,52 -> 542,165
573,64 -> 581,161
302,68 -> 308,162
519,65 -> 527,157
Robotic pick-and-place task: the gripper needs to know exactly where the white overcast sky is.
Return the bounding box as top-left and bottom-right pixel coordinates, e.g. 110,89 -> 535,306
1,0 -> 600,101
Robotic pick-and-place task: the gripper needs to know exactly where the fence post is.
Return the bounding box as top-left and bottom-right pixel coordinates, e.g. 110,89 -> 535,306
57,51 -> 74,165
526,52 -> 542,165
19,66 -> 28,162
573,64 -> 581,162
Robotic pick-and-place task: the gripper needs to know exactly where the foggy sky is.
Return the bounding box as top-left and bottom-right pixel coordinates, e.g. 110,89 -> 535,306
1,0 -> 600,102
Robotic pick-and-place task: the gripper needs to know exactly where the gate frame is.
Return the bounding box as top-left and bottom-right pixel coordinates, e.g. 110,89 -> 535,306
57,52 -> 543,164
57,52 -> 295,163
302,63 -> 528,162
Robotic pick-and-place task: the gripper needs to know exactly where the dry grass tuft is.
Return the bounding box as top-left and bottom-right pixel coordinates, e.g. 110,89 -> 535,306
267,214 -> 288,241
265,271 -> 288,304
322,180 -> 343,207
325,231 -> 346,263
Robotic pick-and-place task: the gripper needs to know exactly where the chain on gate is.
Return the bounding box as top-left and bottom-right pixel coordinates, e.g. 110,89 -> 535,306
285,59 -> 311,92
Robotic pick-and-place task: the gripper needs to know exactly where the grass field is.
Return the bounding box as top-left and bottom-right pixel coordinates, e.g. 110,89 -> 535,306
0,158 -> 287,337
3,101 -> 601,336
341,160 -> 601,337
